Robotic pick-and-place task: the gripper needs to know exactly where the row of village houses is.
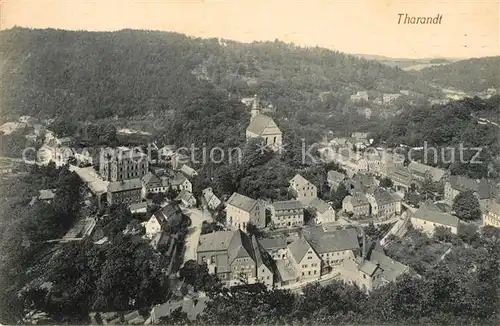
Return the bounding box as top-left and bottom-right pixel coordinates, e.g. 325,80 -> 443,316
195,226 -> 410,293
72,142 -> 499,234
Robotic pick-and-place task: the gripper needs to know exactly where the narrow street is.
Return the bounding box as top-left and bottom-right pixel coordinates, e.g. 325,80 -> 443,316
181,207 -> 212,267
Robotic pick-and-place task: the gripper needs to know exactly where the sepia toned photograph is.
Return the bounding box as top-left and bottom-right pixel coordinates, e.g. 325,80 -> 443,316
0,0 -> 498,324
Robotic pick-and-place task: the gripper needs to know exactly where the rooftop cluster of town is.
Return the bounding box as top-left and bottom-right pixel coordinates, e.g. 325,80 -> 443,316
3,93 -> 499,324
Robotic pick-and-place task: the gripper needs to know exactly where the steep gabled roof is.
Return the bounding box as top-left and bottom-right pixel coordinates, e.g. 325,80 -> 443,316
228,230 -> 255,264
201,187 -> 220,205
304,228 -> 359,254
38,189 -> 56,200
272,200 -> 303,211
345,193 -> 370,207
372,188 -> 398,206
309,197 -> 332,214
327,170 -> 346,183
246,114 -> 281,136
108,178 -> 142,192
251,235 -> 274,271
226,192 -> 257,212
289,174 -> 313,189
153,202 -> 183,227
176,190 -> 195,203
408,161 -> 446,182
412,204 -> 460,228
368,249 -> 409,282
287,237 -> 312,263
486,201 -> 500,215
449,176 -> 496,199
197,231 -> 234,252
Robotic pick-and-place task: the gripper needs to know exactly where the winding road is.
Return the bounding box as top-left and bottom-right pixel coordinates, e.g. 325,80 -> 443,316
181,207 -> 212,267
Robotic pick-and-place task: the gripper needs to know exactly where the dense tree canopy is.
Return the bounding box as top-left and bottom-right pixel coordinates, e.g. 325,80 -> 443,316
452,190 -> 482,221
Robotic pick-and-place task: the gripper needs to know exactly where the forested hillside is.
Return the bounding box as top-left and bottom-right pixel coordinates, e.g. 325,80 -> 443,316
1,27 -> 435,122
373,96 -> 500,178
418,56 -> 500,92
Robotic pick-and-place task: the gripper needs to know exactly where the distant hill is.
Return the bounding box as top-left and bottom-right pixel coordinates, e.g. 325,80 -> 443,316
353,54 -> 457,70
0,27 -> 439,122
418,56 -> 500,92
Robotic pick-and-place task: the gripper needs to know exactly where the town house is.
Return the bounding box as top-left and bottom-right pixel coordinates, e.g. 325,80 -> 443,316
387,165 -> 414,193
168,173 -> 193,193
179,164 -> 198,178
245,112 -> 282,152
327,170 -> 346,190
269,200 -> 304,228
408,161 -> 447,183
342,193 -> 371,218
444,176 -> 497,212
144,203 -> 184,238
304,228 -> 360,273
483,201 -> 500,228
410,202 -> 460,236
226,192 -> 266,231
141,172 -> 168,198
365,188 -> 402,218
196,230 -> 274,287
287,237 -> 321,281
289,174 -> 317,205
341,241 -> 409,293
350,91 -> 369,103
201,187 -> 222,210
308,197 -> 336,224
99,147 -> 149,182
107,178 -> 143,206
175,190 -> 196,208
343,157 -> 369,178
344,173 -> 378,194
259,237 -> 288,260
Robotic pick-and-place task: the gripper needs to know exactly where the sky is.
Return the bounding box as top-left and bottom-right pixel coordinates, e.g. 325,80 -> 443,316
0,0 -> 498,59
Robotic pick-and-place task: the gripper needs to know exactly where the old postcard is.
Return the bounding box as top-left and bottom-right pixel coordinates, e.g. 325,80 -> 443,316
0,0 -> 498,325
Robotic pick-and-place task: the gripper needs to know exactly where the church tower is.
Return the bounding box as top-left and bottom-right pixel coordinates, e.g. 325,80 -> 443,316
250,94 -> 260,121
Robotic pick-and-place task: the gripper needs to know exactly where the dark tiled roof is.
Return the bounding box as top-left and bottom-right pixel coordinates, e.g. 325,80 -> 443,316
142,172 -> 161,185
372,188 -> 398,205
246,114 -> 281,136
449,176 -> 496,199
259,237 -> 287,250
287,237 -> 311,263
412,204 -> 460,228
272,200 -> 303,211
227,230 -> 255,264
197,231 -> 234,252
227,192 -> 257,212
309,197 -> 332,214
108,178 -> 142,192
305,228 -> 359,254
327,170 -> 346,183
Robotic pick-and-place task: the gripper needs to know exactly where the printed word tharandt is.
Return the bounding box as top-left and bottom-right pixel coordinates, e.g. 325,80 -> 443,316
398,13 -> 443,24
